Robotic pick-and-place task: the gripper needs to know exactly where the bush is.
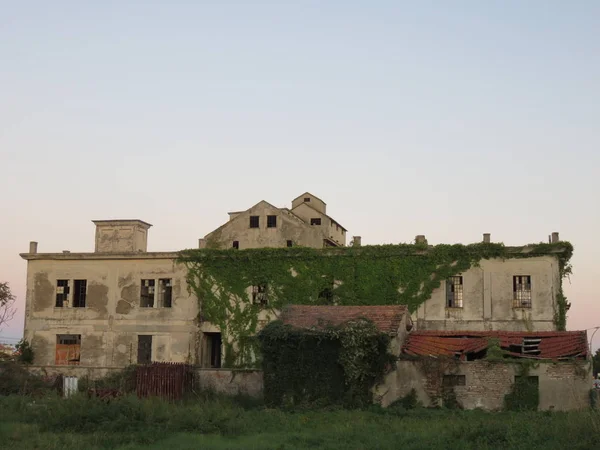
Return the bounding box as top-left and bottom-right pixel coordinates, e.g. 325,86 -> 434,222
14,339 -> 34,364
0,361 -> 55,396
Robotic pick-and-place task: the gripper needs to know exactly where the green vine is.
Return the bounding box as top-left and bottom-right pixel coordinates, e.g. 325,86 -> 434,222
179,241 -> 573,366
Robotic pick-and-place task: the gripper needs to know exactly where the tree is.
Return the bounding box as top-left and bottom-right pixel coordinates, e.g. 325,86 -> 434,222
0,282 -> 16,331
593,349 -> 600,378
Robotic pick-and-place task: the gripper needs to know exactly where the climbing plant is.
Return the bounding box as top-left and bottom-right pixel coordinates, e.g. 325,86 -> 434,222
178,241 -> 572,366
257,319 -> 394,407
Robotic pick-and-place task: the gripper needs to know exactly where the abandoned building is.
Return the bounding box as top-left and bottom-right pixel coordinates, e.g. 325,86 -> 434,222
200,192 -> 348,249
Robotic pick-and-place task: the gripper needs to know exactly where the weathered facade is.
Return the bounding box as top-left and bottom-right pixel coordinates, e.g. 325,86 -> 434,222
202,192 -> 347,249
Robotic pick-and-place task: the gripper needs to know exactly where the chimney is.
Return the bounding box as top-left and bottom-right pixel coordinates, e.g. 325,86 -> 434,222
551,232 -> 559,243
483,233 -> 491,243
198,238 -> 207,249
415,235 -> 428,245
352,236 -> 361,247
29,241 -> 38,254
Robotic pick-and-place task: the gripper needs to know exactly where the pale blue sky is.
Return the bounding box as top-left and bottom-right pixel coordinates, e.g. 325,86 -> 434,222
1,1 -> 599,345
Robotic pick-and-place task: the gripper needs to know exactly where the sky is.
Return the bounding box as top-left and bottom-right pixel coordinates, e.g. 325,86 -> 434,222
1,1 -> 599,348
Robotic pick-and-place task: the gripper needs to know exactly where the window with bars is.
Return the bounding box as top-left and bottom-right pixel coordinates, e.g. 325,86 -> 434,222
73,280 -> 87,308
140,279 -> 155,307
267,215 -> 277,228
55,280 -> 70,307
251,284 -> 268,306
158,278 -> 172,308
446,276 -> 463,308
249,216 -> 259,228
513,275 -> 532,308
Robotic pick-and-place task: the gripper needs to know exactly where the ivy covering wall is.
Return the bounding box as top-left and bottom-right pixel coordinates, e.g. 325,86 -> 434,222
179,242 -> 572,366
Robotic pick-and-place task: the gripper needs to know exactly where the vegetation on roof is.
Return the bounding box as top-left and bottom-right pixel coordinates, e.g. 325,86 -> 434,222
178,241 -> 573,367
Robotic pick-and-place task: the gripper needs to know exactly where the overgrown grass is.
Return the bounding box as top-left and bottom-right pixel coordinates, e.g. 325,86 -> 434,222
1,394 -> 599,450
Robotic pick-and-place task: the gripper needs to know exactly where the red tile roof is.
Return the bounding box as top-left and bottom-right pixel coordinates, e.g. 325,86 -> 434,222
403,330 -> 588,360
281,305 -> 408,335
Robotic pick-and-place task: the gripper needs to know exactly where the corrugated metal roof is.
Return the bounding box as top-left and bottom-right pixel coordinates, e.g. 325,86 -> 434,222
281,305 -> 408,335
403,330 -> 588,360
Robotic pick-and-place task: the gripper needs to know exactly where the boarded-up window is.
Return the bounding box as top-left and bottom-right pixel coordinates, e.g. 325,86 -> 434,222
137,335 -> 152,364
140,279 -> 155,307
73,280 -> 87,308
55,280 -> 70,307
55,334 -> 81,365
158,279 -> 172,308
446,276 -> 463,308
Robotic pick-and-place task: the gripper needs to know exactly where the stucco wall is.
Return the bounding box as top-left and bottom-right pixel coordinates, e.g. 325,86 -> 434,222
416,256 -> 559,332
377,359 -> 592,411
23,256 -> 198,367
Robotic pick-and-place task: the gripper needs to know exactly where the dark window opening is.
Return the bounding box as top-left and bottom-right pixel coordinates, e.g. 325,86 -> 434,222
56,334 -> 81,365
286,240 -> 293,247
252,284 -> 268,305
267,215 -> 277,228
513,275 -> 532,308
443,374 -> 466,387
304,197 -> 311,202
137,335 -> 152,364
140,279 -> 155,307
73,280 -> 87,308
249,216 -> 259,228
318,287 -> 334,304
55,280 -> 70,307
446,276 -> 463,308
233,241 -> 239,249
205,332 -> 222,368
310,218 -> 321,226
158,278 -> 172,308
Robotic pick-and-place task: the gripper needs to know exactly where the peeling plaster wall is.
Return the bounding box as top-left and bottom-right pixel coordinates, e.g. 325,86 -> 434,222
24,257 -> 198,368
197,369 -> 263,397
377,360 -> 592,411
416,256 -> 559,332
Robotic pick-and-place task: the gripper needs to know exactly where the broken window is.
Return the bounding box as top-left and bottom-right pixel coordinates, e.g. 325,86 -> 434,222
140,279 -> 155,307
137,335 -> 152,364
204,332 -> 222,368
55,280 -> 70,307
513,275 -> 532,308
251,284 -> 268,306
443,374 -> 466,387
446,276 -> 463,308
158,279 -> 172,308
73,280 -> 87,308
267,215 -> 277,228
286,240 -> 293,247
310,218 -> 321,225
55,334 -> 81,365
233,241 -> 239,249
249,216 -> 259,228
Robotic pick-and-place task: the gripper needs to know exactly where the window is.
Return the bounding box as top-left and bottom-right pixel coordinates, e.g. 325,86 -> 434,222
310,218 -> 321,225
252,284 -> 268,305
233,241 -> 239,249
513,275 -> 532,308
267,215 -> 277,228
55,280 -> 70,307
286,240 -> 293,247
137,335 -> 152,364
140,279 -> 155,307
249,216 -> 259,228
204,332 -> 222,368
55,334 -> 81,365
158,278 -> 172,308
304,197 -> 311,202
73,280 -> 87,308
446,276 -> 463,308
443,375 -> 466,387
318,287 -> 334,304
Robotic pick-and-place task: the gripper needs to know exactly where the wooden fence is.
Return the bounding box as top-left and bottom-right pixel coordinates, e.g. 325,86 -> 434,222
135,362 -> 194,401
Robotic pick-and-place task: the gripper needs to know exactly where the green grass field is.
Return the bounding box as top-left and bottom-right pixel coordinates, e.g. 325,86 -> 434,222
1,394 -> 599,450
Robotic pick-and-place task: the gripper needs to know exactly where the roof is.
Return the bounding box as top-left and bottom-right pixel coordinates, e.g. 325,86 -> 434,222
281,305 -> 409,335
403,330 -> 588,360
92,219 -> 152,228
290,202 -> 348,232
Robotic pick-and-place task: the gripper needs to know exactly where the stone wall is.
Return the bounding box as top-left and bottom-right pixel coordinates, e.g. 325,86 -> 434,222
196,369 -> 263,398
377,359 -> 592,411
